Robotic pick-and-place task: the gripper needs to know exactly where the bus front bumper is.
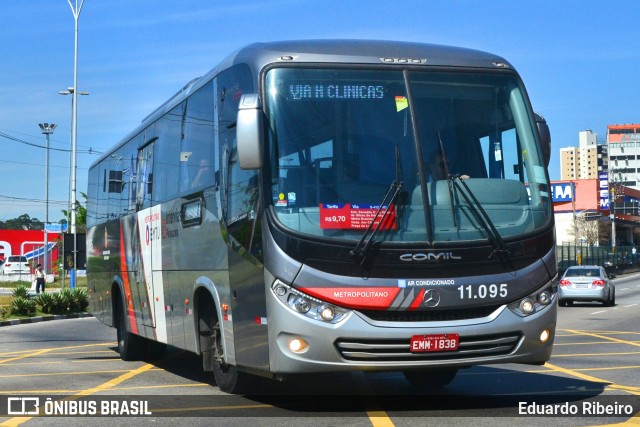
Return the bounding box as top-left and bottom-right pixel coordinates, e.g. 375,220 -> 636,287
266,291 -> 557,374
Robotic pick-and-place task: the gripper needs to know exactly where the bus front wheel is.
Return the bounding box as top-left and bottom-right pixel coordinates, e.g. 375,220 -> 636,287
210,320 -> 250,394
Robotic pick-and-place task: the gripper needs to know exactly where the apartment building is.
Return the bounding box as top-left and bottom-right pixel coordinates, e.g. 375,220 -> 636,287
560,130 -> 608,181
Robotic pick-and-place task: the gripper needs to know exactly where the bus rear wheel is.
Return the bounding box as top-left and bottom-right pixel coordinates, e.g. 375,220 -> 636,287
403,368 -> 458,389
115,298 -> 143,361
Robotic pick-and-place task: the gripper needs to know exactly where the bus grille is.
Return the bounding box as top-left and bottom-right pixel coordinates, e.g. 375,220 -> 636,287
335,333 -> 521,362
358,305 -> 501,322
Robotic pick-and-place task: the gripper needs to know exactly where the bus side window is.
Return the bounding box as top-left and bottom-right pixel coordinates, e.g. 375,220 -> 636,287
181,81 -> 216,192
217,64 -> 261,258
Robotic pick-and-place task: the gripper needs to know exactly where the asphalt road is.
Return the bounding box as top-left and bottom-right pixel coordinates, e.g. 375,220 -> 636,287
0,275 -> 639,426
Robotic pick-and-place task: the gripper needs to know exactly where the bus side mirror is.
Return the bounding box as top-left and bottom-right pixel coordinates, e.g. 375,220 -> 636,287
535,113 -> 551,167
236,93 -> 264,169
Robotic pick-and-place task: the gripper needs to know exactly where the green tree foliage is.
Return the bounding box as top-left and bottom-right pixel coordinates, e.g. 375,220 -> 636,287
61,192 -> 87,233
0,213 -> 44,230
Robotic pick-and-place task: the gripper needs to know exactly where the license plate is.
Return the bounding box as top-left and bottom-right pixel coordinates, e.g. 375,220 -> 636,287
575,283 -> 588,288
410,334 -> 459,353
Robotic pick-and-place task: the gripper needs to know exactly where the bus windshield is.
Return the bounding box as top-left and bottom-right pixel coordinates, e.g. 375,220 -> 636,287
265,67 -> 551,243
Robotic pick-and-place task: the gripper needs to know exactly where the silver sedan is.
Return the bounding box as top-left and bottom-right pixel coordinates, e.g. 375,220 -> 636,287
558,265 -> 615,307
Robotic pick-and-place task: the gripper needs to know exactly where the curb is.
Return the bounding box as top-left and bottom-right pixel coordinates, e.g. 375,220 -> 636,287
0,312 -> 93,327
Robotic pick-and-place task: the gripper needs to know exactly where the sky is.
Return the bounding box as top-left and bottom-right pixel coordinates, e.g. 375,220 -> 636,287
1,0 -> 639,223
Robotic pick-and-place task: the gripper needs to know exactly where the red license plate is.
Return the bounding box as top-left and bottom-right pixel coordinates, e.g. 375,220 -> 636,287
410,334 -> 459,353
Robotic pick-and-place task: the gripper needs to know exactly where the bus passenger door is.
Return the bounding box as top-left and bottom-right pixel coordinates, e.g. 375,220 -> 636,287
223,144 -> 267,370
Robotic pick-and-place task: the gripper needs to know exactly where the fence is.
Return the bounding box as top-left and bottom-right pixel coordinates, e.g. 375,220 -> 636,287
557,243 -> 639,275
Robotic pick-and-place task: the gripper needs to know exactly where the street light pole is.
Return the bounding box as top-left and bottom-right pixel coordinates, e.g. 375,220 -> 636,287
67,0 -> 86,289
38,123 -> 57,277
59,88 -> 88,287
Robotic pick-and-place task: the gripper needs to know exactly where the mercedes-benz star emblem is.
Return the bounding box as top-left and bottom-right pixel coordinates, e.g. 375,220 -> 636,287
423,289 -> 441,307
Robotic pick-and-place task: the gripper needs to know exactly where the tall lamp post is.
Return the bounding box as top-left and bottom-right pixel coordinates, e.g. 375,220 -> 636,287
38,123 -> 57,277
59,88 -> 88,287
67,0 -> 86,288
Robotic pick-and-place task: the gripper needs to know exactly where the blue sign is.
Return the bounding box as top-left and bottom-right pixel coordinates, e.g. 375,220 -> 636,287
599,172 -> 610,211
45,223 -> 68,233
551,183 -> 573,202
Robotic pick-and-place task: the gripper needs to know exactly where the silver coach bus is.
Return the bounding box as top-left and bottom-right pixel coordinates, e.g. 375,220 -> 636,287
87,40 -> 556,393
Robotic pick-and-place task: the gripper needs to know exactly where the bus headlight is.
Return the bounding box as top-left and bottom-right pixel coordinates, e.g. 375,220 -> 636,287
318,305 -> 335,321
508,280 -> 557,317
272,280 -> 350,324
293,297 -> 311,314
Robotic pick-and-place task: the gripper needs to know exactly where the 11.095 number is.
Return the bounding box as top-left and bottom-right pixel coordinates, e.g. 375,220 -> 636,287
457,284 -> 507,300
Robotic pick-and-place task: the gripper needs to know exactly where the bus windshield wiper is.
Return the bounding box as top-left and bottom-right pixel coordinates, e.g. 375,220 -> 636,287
349,179 -> 403,266
437,130 -> 457,228
350,144 -> 404,266
448,175 -> 509,259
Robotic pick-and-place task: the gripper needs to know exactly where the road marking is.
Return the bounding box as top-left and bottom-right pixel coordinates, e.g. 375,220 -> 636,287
564,330 -> 640,348
367,411 -> 395,427
0,369 -> 140,380
0,343 -> 115,365
149,404 -> 275,414
544,362 -> 640,396
572,365 -> 640,373
554,341 -> 632,346
591,310 -> 607,314
0,383 -> 210,395
554,331 -> 640,337
77,363 -> 155,395
0,358 -> 125,368
552,351 -> 640,358
47,350 -> 115,356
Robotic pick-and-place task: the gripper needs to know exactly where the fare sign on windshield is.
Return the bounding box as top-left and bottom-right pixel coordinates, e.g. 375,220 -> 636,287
319,203 -> 397,230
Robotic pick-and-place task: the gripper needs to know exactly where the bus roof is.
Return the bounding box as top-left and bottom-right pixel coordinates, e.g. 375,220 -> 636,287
91,40 -> 513,168
226,39 -> 512,71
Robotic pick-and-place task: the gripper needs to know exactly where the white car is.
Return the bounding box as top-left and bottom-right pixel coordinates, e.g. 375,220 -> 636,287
558,265 -> 615,306
1,256 -> 30,275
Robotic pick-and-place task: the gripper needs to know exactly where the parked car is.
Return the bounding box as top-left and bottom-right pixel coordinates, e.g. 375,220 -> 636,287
558,265 -> 615,307
1,256 -> 30,275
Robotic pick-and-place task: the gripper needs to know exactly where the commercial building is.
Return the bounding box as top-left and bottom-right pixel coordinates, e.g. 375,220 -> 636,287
607,124 -> 640,189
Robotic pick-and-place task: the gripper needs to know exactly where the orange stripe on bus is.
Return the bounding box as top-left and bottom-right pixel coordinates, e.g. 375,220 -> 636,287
119,222 -> 138,334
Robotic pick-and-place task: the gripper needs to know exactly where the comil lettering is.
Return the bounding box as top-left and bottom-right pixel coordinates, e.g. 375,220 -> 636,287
400,252 -> 462,262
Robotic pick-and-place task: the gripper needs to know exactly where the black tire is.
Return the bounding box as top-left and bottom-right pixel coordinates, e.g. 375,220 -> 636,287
611,290 -> 616,306
558,300 -> 566,307
605,289 -> 616,307
115,298 -> 143,361
210,320 -> 251,394
403,368 -> 458,389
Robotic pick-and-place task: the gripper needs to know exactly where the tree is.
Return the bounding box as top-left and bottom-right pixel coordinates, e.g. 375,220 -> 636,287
569,212 -> 602,247
61,192 -> 87,233
0,213 -> 44,230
